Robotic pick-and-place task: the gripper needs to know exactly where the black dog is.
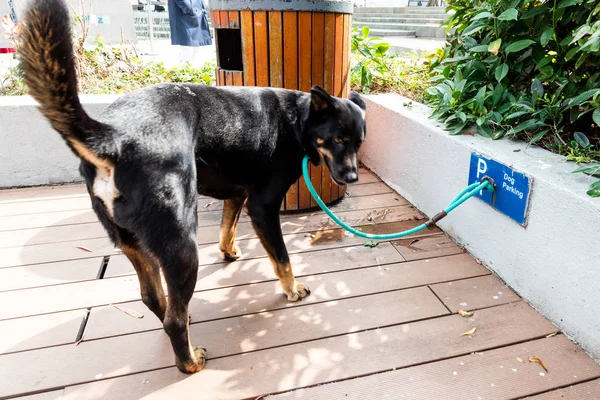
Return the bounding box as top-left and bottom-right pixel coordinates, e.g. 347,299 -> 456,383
18,0 -> 366,374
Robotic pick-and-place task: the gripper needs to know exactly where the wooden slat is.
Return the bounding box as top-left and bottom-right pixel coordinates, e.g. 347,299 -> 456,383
0,310 -> 85,354
240,11 -> 255,86
0,222 -> 108,249
254,11 -> 269,86
310,12 -> 325,208
88,253 -> 487,340
297,12 -> 313,210
210,10 -> 221,29
342,14 -> 351,96
392,234 -> 465,261
0,257 -> 103,292
358,167 -> 380,184
219,68 -> 226,86
219,10 -> 229,28
524,379 -> 600,399
214,66 -> 221,85
12,390 -> 64,400
233,71 -> 243,86
225,70 -> 233,86
268,11 -> 283,88
0,184 -> 86,204
430,275 -> 521,312
333,13 -> 344,98
58,303 -> 558,400
227,10 -> 239,29
283,11 -> 298,90
345,182 -> 392,197
269,336 -> 600,400
105,238 -> 404,279
0,209 -> 98,232
320,12 -> 336,205
0,237 -> 116,268
0,197 -> 92,217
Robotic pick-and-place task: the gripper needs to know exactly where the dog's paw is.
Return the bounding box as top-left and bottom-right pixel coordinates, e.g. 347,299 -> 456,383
220,245 -> 242,262
285,282 -> 311,302
176,346 -> 207,374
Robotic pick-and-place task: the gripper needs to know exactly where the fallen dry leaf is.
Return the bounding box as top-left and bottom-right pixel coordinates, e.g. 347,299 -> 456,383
474,258 -> 482,265
111,304 -> 144,319
457,310 -> 474,318
408,239 -> 421,247
75,246 -> 93,253
460,327 -> 477,336
529,357 -> 549,373
203,201 -> 216,208
464,131 -> 475,136
517,357 -> 524,363
546,332 -> 558,338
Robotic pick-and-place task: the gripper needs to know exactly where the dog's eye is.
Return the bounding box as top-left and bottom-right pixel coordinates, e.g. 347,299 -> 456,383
334,138 -> 343,144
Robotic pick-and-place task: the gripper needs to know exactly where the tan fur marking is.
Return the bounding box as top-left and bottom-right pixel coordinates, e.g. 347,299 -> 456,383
316,138 -> 325,145
318,148 -> 334,161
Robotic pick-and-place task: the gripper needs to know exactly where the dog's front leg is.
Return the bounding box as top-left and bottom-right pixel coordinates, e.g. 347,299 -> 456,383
246,199 -> 311,302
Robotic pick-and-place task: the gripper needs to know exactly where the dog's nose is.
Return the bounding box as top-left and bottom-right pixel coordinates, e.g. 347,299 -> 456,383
344,171 -> 358,183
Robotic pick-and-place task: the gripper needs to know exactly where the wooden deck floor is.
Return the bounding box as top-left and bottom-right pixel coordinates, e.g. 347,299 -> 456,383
0,169 -> 599,400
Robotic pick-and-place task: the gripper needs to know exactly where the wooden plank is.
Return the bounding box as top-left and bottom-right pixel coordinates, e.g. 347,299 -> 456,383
0,184 -> 86,204
89,253 -> 487,339
58,303 -> 558,400
219,68 -> 226,86
358,167 -> 380,184
0,222 -> 108,249
345,182 -> 392,197
0,197 -> 92,217
0,237 -> 117,268
0,310 -> 85,354
219,10 -> 229,28
0,209 -> 98,232
269,336 -> 600,400
430,275 -> 521,312
2,287 -> 449,398
333,13 -> 344,98
240,11 -> 255,86
283,11 -> 298,90
298,12 -> 311,92
342,14 -> 351,96
105,238 -> 404,279
210,10 -> 221,29
524,379 -> 600,399
225,70 -> 233,86
0,257 -> 103,292
0,274 -> 142,320
12,390 -> 64,400
392,234 -> 465,261
227,10 -> 239,29
268,11 -> 283,88
323,13 -> 336,94
233,71 -> 243,86
253,11 -> 269,86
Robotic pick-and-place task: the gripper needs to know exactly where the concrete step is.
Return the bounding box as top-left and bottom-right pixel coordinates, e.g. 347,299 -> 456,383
353,7 -> 447,14
353,17 -> 445,24
353,12 -> 447,18
354,21 -> 446,38
365,29 -> 417,37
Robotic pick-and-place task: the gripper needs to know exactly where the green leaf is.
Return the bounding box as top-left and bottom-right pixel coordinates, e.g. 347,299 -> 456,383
574,131 -> 590,147
492,83 -> 504,107
364,241 -> 379,248
472,11 -> 493,20
558,0 -> 582,8
541,27 -> 554,47
571,25 -> 592,44
567,89 -> 600,108
505,39 -> 535,54
469,45 -> 490,53
498,8 -> 519,21
531,78 -> 544,98
522,5 -> 548,19
593,107 -> 600,126
488,39 -> 502,55
463,21 -> 487,36
495,64 -> 509,81
513,119 -> 547,133
506,111 -> 529,119
529,129 -> 549,144
361,26 -> 370,38
573,163 -> 600,178
448,121 -> 468,135
586,181 -> 600,198
565,47 -> 580,61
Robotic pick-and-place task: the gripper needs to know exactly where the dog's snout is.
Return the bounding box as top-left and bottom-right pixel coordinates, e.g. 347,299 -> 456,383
344,171 -> 358,183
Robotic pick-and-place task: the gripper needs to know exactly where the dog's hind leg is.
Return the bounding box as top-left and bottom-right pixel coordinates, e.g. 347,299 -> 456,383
246,197 -> 311,302
119,239 -> 167,322
219,197 -> 246,261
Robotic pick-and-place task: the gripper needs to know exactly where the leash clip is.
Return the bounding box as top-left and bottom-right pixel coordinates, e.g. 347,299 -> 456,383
425,210 -> 448,230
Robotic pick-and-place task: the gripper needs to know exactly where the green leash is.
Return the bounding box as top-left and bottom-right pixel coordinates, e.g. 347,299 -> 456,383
301,155 -> 495,240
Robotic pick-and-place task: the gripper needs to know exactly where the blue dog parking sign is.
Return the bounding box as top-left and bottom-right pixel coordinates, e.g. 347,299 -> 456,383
467,153 -> 532,226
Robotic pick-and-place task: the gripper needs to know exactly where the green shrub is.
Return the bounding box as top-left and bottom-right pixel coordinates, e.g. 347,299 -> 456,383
350,26 -> 431,102
426,0 -> 600,196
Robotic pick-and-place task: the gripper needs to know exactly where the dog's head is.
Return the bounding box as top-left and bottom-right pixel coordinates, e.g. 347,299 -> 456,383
302,86 -> 366,185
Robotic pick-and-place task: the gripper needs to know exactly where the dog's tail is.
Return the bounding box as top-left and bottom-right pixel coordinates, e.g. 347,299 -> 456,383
17,0 -> 114,165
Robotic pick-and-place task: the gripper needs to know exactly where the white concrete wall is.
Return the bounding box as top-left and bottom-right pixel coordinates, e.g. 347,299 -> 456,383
361,94 -> 600,361
0,95 -> 119,188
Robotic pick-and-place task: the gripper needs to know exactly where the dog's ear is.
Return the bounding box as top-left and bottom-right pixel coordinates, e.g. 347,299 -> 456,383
349,91 -> 366,110
310,86 -> 334,112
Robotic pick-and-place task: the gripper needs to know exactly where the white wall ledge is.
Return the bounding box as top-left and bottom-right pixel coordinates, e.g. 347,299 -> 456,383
361,94 -> 600,362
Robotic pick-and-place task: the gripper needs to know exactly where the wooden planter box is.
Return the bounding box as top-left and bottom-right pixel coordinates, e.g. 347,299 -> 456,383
209,0 -> 353,211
